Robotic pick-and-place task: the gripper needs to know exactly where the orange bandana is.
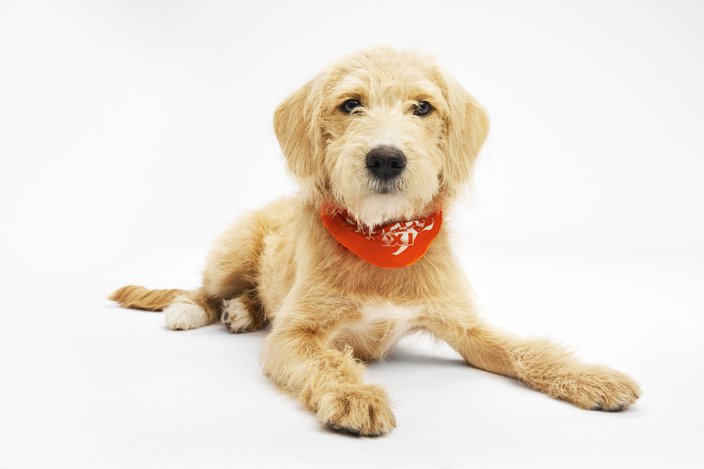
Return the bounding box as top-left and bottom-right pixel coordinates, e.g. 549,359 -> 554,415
320,207 -> 442,268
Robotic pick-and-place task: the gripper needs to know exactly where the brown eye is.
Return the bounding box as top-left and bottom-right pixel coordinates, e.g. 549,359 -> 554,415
341,99 -> 361,113
413,101 -> 432,116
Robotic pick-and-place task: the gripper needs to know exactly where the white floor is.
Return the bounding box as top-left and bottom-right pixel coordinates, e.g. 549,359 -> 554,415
2,244 -> 702,469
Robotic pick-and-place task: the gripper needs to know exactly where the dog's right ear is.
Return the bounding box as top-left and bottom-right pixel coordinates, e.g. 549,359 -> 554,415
273,79 -> 322,182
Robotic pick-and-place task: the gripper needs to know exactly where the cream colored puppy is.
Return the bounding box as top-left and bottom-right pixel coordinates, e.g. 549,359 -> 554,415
111,47 -> 640,436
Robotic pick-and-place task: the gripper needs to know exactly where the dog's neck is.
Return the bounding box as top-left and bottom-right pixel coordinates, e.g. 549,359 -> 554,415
320,206 -> 443,269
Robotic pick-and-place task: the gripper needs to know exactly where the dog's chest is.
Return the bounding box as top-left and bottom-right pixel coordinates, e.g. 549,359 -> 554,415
341,301 -> 423,352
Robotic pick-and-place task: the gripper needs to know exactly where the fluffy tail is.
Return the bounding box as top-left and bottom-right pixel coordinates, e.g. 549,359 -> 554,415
108,285 -> 188,311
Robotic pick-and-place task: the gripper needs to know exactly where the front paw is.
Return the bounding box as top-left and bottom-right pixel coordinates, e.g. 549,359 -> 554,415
317,384 -> 396,436
556,365 -> 641,411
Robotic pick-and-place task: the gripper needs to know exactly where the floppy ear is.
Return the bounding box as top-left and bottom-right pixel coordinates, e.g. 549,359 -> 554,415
273,79 -> 323,182
441,78 -> 490,197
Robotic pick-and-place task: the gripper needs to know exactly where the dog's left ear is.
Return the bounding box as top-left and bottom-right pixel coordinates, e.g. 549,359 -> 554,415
441,77 -> 490,197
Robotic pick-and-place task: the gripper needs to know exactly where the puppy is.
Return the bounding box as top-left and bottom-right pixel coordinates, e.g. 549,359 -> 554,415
110,47 -> 640,436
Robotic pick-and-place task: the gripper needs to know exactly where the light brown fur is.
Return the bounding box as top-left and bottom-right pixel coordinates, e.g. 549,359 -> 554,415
110,48 -> 639,436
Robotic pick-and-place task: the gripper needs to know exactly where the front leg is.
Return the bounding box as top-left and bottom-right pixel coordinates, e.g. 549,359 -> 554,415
261,299 -> 396,436
423,301 -> 640,411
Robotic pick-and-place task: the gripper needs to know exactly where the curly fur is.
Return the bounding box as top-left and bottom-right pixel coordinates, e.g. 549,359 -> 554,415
110,47 -> 639,436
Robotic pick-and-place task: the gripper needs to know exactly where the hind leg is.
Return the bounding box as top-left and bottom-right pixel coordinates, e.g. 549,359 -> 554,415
164,290 -> 264,333
201,211 -> 267,300
220,290 -> 266,333
163,289 -> 220,330
165,212 -> 268,331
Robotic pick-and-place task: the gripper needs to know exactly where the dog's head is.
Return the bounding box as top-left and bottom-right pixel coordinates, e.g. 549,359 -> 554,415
274,47 -> 488,227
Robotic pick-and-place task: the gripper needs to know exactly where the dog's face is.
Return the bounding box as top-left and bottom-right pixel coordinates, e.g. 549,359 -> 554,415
274,48 -> 488,227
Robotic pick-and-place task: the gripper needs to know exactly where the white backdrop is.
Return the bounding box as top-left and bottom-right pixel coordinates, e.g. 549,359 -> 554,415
1,1 -> 703,468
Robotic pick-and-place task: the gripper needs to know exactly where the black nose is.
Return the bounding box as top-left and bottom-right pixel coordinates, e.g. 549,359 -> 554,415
365,146 -> 407,180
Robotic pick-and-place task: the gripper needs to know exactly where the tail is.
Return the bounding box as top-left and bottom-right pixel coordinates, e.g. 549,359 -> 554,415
108,285 -> 188,311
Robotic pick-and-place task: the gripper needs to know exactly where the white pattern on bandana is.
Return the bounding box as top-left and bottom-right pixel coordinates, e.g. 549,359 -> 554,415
343,216 -> 436,256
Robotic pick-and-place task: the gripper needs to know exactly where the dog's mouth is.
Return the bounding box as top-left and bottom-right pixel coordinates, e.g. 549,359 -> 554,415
338,189 -> 419,229
369,178 -> 402,195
